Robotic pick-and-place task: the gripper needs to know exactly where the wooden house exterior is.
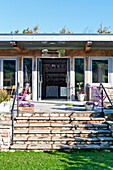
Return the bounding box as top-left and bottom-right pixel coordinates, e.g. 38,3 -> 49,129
0,33 -> 113,101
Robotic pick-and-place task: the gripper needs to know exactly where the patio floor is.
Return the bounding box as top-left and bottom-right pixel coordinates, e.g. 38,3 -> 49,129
30,100 -> 102,113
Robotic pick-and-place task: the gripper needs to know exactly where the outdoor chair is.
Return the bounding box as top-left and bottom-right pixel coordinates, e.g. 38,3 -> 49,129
18,83 -> 30,105
92,85 -> 106,107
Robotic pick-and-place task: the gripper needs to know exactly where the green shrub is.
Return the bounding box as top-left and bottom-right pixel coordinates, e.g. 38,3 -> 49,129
0,89 -> 10,102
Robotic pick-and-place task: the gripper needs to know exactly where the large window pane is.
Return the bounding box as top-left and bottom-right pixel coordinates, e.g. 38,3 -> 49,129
23,58 -> 32,88
3,60 -> 16,86
92,60 -> 108,83
75,58 -> 84,95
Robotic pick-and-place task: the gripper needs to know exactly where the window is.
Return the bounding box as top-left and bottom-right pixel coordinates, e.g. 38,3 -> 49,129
23,58 -> 32,87
3,60 -> 16,86
92,60 -> 108,83
75,58 -> 84,96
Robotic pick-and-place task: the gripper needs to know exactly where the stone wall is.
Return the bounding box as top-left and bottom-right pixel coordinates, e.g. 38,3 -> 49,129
0,126 -> 12,151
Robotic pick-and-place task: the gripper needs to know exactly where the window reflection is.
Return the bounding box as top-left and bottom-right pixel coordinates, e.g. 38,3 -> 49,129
75,58 -> 84,96
23,58 -> 32,87
3,60 -> 16,86
92,60 -> 108,83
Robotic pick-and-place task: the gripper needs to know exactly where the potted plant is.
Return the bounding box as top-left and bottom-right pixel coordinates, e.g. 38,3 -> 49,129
24,91 -> 31,101
76,82 -> 86,101
0,89 -> 11,112
21,88 -> 31,101
19,102 -> 34,111
56,50 -> 65,57
85,101 -> 95,111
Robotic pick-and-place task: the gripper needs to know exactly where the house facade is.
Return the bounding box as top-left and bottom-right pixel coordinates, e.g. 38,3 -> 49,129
0,33 -> 113,101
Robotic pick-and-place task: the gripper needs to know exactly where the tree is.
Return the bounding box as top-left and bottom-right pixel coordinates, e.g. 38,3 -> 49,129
97,23 -> 111,34
60,26 -> 73,34
23,25 -> 40,34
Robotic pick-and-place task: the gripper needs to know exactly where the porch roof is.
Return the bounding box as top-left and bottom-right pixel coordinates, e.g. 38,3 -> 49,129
0,33 -> 113,50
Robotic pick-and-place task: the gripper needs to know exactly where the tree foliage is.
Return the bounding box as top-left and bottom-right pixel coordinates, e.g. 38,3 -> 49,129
11,25 -> 40,34
97,23 -> 111,34
23,25 -> 40,34
60,26 -> 73,34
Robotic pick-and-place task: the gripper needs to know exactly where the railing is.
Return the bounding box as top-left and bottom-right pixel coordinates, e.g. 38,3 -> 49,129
99,83 -> 113,117
11,82 -> 19,145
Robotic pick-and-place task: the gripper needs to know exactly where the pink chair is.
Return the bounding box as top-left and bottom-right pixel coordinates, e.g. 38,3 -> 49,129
92,85 -> 106,107
18,83 -> 30,105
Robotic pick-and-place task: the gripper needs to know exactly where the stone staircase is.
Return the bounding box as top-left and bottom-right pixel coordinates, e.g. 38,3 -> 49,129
9,111 -> 113,151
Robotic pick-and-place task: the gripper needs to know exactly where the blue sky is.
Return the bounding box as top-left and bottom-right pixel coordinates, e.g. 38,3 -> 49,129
0,0 -> 113,33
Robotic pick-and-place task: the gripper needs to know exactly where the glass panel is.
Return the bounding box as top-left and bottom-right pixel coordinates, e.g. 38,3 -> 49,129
92,60 -> 108,83
23,58 -> 32,88
75,58 -> 84,96
3,60 -> 16,86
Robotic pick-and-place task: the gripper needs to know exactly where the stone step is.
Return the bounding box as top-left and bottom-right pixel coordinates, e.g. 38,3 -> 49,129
14,129 -> 111,134
10,143 -> 113,150
13,136 -> 113,142
14,129 -> 51,134
15,116 -> 105,121
14,122 -> 107,128
14,136 -> 51,141
14,136 -> 110,141
14,123 -> 51,127
15,117 -> 70,120
10,144 -> 51,150
60,144 -> 113,150
75,137 -> 113,141
75,123 -> 108,128
0,120 -> 11,126
74,130 -> 111,134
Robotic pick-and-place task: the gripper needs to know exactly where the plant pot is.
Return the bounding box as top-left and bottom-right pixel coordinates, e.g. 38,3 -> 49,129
77,93 -> 85,101
25,94 -> 31,101
19,107 -> 34,111
85,104 -> 94,111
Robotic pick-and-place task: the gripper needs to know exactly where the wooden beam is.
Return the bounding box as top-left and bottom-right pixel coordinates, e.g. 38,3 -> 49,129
10,41 -> 22,51
85,41 -> 92,52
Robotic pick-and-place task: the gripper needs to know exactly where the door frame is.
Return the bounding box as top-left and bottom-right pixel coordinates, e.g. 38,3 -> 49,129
36,56 -> 70,101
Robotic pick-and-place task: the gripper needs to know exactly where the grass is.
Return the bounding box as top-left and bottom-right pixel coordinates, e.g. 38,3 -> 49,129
0,151 -> 113,170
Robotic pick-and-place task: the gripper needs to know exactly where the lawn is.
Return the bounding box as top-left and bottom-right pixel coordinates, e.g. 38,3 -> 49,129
0,150 -> 113,170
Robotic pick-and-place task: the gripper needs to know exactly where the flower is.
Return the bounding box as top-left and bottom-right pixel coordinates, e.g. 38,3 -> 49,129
85,102 -> 94,105
77,91 -> 86,94
19,102 -> 34,107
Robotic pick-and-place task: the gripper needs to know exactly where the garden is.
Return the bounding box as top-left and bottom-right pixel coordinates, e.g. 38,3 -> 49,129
0,150 -> 113,170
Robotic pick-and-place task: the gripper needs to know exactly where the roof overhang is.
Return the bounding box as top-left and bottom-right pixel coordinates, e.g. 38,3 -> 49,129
0,34 -> 113,50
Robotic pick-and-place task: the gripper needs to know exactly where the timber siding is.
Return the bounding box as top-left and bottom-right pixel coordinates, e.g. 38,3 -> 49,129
0,49 -> 113,57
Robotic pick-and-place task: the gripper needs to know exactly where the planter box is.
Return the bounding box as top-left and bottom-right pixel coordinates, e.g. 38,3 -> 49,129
19,107 -> 34,111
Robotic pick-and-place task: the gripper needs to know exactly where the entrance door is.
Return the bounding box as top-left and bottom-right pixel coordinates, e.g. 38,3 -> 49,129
37,58 -> 70,100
